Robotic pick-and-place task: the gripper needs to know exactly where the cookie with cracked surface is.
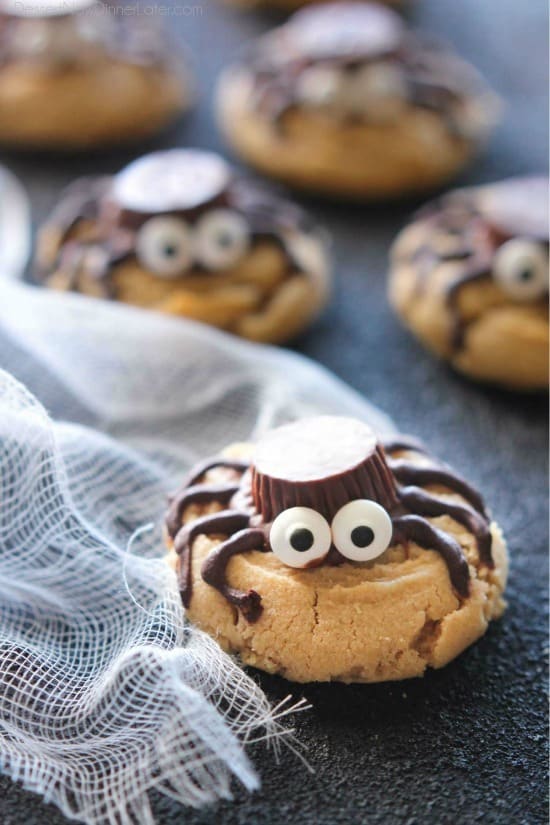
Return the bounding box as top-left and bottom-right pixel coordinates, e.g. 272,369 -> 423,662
35,148 -> 331,344
165,416 -> 507,683
0,0 -> 191,150
389,176 -> 549,390
216,2 -> 499,200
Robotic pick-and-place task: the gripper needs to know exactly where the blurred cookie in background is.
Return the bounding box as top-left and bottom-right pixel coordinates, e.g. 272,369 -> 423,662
0,0 -> 192,150
223,0 -> 408,14
389,176 -> 549,390
216,2 -> 499,200
35,149 -> 331,343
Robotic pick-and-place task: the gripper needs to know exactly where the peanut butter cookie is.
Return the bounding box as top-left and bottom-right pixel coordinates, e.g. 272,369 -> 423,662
35,149 -> 331,343
389,176 -> 549,390
165,416 -> 507,683
0,0 -> 190,149
216,2 -> 499,199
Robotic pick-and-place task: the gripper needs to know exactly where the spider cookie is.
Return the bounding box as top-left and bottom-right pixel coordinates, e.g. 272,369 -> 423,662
36,149 -> 330,343
389,176 -> 549,390
0,0 -> 190,150
165,416 -> 507,683
216,2 -> 499,199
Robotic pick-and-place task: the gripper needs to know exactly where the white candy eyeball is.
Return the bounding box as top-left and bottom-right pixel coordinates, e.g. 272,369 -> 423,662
270,507 -> 331,569
295,65 -> 344,108
493,238 -> 549,302
136,216 -> 193,278
12,17 -> 86,64
331,500 -> 392,562
493,238 -> 548,301
342,62 -> 406,118
10,20 -> 53,58
194,209 -> 250,271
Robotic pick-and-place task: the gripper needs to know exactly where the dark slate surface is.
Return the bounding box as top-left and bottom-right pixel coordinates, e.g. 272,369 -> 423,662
0,0 -> 548,822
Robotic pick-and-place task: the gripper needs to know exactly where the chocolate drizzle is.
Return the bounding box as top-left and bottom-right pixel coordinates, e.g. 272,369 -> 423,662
166,457 -> 249,539
445,261 -> 491,349
392,515 -> 470,596
201,528 -> 267,622
168,418 -> 495,623
396,486 -> 492,565
387,457 -> 488,518
175,510 -> 252,608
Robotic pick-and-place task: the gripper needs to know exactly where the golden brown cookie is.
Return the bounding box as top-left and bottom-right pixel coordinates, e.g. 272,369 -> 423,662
216,2 -> 499,200
389,176 -> 549,390
35,149 -> 331,344
165,416 -> 507,683
0,0 -> 190,150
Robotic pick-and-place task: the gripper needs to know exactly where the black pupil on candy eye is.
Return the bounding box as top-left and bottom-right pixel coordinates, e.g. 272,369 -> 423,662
290,528 -> 315,552
518,267 -> 533,282
351,526 -> 375,547
162,242 -> 178,258
217,232 -> 234,248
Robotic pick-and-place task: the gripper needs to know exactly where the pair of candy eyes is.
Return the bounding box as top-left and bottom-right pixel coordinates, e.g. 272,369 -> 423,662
295,62 -> 406,113
11,15 -> 99,59
269,500 -> 393,569
492,238 -> 549,301
136,209 -> 250,278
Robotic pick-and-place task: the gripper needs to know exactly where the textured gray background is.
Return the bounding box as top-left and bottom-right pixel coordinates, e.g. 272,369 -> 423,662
0,0 -> 548,822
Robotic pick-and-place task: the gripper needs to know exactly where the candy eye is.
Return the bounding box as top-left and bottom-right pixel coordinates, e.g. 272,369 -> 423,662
296,65 -> 344,108
493,239 -> 549,301
341,63 -> 406,118
269,507 -> 331,569
194,209 -> 250,271
136,216 -> 193,278
331,500 -> 392,562
11,21 -> 53,59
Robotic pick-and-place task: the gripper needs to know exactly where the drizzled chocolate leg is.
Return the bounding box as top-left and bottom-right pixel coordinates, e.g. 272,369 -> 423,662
201,528 -> 267,623
397,486 -> 493,567
185,458 -> 250,488
166,482 -> 241,538
392,515 -> 470,598
409,245 -> 476,297
381,436 -> 428,456
388,458 -> 488,517
177,542 -> 193,609
166,457 -> 250,538
445,264 -> 491,350
174,510 -> 251,607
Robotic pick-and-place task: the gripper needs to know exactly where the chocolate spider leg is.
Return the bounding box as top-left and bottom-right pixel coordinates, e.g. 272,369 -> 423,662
445,263 -> 492,350
184,458 -> 250,488
397,485 -> 493,567
388,458 -> 488,518
92,243 -> 137,300
392,515 -> 470,598
51,177 -> 110,241
73,244 -> 129,300
201,528 -> 267,623
381,436 -> 428,455
176,541 -> 193,609
410,244 -> 476,297
174,510 -> 251,607
63,245 -> 88,292
166,457 -> 250,537
166,482 -> 241,538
